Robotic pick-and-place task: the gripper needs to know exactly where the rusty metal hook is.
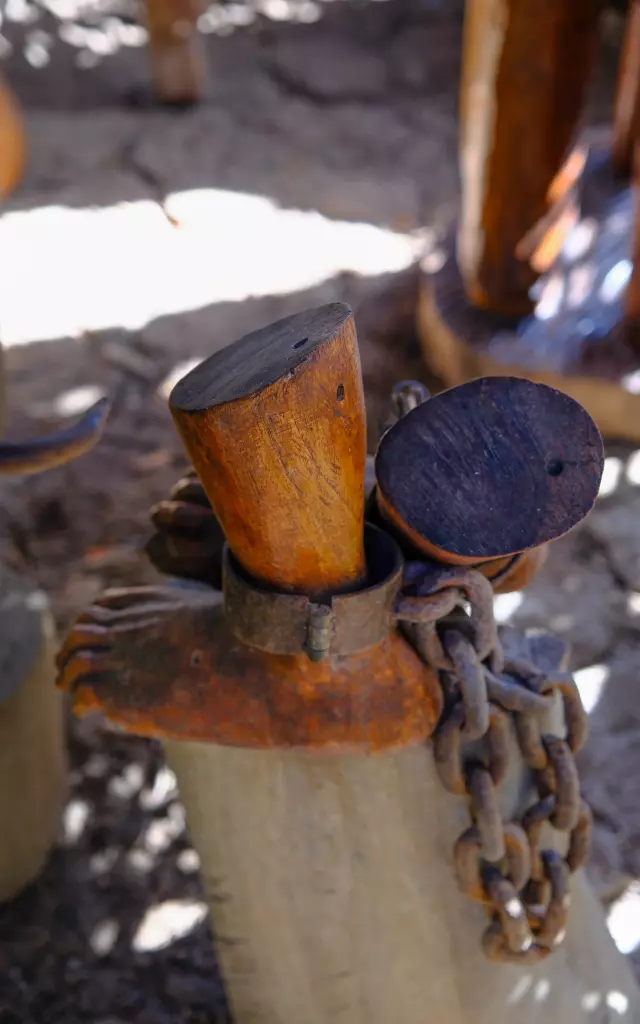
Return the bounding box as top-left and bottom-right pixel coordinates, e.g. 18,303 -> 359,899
0,397 -> 110,476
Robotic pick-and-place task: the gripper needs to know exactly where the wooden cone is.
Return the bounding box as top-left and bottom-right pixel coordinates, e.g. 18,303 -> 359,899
0,570 -> 67,901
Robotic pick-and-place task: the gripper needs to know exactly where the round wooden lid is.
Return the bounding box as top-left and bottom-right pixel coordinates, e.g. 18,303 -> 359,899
375,376 -> 604,562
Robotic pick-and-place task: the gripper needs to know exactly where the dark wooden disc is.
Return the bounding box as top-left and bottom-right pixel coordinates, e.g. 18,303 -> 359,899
375,376 -> 604,561
170,303 -> 352,411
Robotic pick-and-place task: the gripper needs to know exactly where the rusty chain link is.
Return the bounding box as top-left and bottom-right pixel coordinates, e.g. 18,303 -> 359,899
395,558 -> 591,964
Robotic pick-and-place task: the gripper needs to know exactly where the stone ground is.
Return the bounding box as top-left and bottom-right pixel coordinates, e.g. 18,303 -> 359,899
0,0 -> 639,1020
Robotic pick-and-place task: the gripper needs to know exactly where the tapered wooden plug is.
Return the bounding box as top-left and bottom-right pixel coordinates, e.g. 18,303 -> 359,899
375,377 -> 604,567
169,303 -> 367,598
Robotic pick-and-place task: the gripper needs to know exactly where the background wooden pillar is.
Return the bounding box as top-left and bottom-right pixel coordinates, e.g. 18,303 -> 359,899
0,72 -> 26,201
457,0 -> 602,316
612,0 -> 640,177
0,570 -> 67,902
145,0 -> 206,105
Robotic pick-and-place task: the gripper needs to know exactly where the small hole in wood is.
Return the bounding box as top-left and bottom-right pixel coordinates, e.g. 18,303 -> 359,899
293,337 -> 308,349
336,383 -> 345,402
191,650 -> 203,667
547,460 -> 564,477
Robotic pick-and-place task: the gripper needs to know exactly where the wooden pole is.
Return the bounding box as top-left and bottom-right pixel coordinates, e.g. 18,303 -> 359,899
145,0 -> 206,106
612,0 -> 640,177
457,0 -> 601,316
0,72 -> 26,200
0,569 -> 67,902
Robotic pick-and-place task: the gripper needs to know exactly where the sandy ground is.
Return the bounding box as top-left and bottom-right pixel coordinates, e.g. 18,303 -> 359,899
0,1 -> 639,1020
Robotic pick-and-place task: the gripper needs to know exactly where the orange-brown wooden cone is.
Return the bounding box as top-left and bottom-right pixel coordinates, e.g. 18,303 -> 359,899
0,73 -> 26,199
458,0 -> 601,316
170,304 -> 367,598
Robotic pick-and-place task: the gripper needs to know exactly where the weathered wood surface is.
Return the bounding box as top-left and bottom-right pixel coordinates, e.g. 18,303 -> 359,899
164,633 -> 639,1024
457,0 -> 601,316
612,0 -> 640,177
145,0 -> 206,105
0,72 -> 25,200
170,304 -> 367,597
0,572 -> 67,902
375,377 -> 603,565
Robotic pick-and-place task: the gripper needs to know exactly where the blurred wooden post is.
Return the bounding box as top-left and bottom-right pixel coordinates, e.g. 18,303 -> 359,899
0,72 -> 26,200
0,395 -> 109,901
0,571 -> 67,902
145,0 -> 206,105
612,0 -> 640,177
458,0 -> 601,316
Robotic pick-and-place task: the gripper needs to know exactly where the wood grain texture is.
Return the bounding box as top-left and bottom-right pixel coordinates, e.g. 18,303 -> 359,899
0,575 -> 67,902
612,0 -> 640,177
145,0 -> 206,104
458,0 -> 601,316
0,73 -> 26,200
375,377 -> 603,564
164,632 -> 639,1024
170,304 -> 367,597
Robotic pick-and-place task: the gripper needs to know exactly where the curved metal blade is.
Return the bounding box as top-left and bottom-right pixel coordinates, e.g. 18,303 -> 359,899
0,397 -> 110,475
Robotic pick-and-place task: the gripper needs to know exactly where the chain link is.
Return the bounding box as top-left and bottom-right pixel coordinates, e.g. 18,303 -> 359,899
397,562 -> 591,964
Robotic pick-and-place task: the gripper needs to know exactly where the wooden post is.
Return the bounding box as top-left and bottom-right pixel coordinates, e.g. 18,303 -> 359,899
145,0 -> 206,106
0,570 -> 67,902
57,311 -> 640,1023
457,0 -> 601,316
0,72 -> 26,200
612,0 -> 640,177
0,389 -> 109,901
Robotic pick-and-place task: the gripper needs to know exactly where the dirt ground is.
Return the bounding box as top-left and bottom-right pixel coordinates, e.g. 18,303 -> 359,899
0,1 -> 639,1020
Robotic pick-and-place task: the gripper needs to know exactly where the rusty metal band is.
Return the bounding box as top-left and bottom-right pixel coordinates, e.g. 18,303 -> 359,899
223,524 -> 404,661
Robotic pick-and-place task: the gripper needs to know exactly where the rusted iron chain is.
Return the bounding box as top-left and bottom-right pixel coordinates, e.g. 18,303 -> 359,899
397,565 -> 591,964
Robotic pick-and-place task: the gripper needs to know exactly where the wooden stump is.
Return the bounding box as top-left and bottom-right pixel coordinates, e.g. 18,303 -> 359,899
0,569 -> 67,902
